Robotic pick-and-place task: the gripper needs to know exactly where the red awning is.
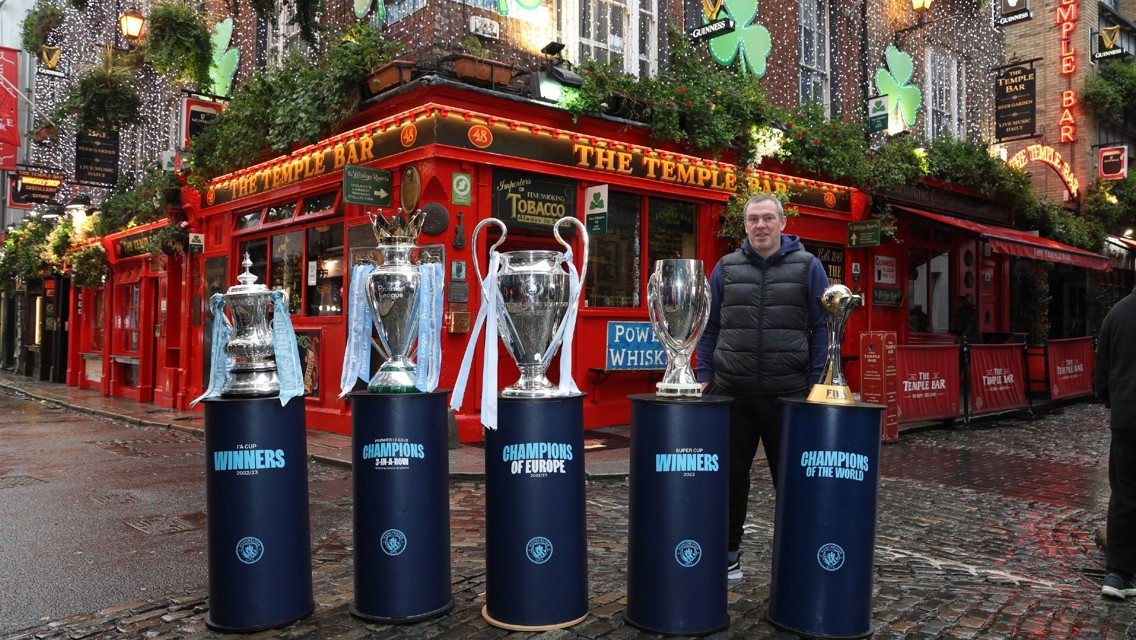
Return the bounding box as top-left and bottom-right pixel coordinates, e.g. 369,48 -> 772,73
894,206 -> 1110,271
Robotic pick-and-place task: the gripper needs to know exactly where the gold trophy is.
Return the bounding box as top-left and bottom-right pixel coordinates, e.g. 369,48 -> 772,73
807,284 -> 862,405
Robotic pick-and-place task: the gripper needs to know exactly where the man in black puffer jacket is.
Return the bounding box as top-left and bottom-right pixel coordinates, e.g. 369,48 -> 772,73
695,193 -> 829,581
1094,287 -> 1136,599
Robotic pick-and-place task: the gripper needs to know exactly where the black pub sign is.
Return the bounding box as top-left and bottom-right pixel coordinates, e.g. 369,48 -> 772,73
491,168 -> 577,231
75,125 -> 120,187
995,65 -> 1036,141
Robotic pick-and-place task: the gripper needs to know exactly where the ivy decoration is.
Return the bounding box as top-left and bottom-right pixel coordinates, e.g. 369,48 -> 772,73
209,18 -> 240,97
140,0 -> 213,88
707,0 -> 772,77
53,46 -> 141,134
67,243 -> 109,288
875,46 -> 922,130
20,1 -> 64,55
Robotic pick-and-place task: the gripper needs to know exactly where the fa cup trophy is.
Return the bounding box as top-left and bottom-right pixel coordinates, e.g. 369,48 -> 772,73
220,254 -> 281,397
807,284 -> 862,404
647,259 -> 710,397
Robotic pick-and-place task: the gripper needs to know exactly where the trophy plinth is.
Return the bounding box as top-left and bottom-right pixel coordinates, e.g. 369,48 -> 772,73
647,259 -> 710,398
807,285 -> 862,405
221,254 -> 280,398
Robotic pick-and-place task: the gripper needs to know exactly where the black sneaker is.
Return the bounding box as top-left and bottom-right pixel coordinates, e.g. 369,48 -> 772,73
727,557 -> 742,581
1102,572 -> 1136,599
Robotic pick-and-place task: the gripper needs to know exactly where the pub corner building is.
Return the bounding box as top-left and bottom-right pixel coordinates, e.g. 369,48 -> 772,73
58,76 -> 1111,443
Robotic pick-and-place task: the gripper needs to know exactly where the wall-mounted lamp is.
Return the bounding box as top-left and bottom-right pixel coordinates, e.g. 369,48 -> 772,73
118,8 -> 146,45
894,0 -> 949,45
531,41 -> 583,102
911,0 -> 933,11
1124,228 -> 1134,238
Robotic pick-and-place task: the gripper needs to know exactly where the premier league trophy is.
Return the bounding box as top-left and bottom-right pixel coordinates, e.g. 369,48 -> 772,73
472,215 -> 589,397
647,259 -> 710,397
807,284 -> 863,403
365,208 -> 428,393
220,253 -> 281,397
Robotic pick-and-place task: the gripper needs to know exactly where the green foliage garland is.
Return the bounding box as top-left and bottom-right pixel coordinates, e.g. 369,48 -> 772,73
53,47 -> 141,133
190,22 -> 401,182
140,0 -> 213,88
20,1 -> 64,54
1082,59 -> 1136,124
67,243 -> 109,288
251,0 -> 323,45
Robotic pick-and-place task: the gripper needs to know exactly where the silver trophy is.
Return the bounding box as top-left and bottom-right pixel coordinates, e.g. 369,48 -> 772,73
647,259 -> 710,397
807,284 -> 863,405
473,216 -> 589,397
220,253 -> 280,397
364,209 -> 427,393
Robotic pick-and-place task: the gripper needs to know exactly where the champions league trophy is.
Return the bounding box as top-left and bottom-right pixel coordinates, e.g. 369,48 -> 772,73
220,253 -> 281,397
472,216 -> 589,397
647,259 -> 710,397
806,284 -> 863,405
365,209 -> 428,393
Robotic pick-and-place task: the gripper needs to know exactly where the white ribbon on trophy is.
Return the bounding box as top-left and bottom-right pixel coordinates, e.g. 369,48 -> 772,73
414,262 -> 445,392
551,246 -> 582,396
451,251 -> 501,429
339,262 -> 377,398
192,294 -> 234,406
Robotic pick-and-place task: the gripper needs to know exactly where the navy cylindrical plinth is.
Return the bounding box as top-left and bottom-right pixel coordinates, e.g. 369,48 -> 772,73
203,397 -> 313,632
350,391 -> 452,622
624,394 -> 732,636
483,395 -> 588,630
766,399 -> 884,639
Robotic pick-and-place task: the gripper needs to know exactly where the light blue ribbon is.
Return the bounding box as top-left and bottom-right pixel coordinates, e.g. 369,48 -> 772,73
415,262 -> 444,392
554,248 -> 582,395
451,251 -> 501,429
191,293 -> 233,407
272,291 -> 304,406
339,263 -> 376,398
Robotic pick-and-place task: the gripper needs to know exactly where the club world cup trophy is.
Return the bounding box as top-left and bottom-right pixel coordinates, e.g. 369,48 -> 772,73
472,216 -> 589,397
647,259 -> 710,397
806,284 -> 863,405
365,209 -> 428,392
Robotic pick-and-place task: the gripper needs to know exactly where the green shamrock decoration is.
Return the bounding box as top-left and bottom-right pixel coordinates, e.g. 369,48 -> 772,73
209,18 -> 239,98
875,45 -> 922,129
354,0 -> 372,19
707,0 -> 772,77
589,191 -> 605,210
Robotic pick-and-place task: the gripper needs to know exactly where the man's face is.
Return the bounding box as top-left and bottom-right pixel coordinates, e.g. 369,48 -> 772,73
744,200 -> 786,258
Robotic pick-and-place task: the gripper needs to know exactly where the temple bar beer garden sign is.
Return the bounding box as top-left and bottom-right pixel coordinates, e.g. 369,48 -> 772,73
994,64 -> 1036,141
75,126 -> 119,187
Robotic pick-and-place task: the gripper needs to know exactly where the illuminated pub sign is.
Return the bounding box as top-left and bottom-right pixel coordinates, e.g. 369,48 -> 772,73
115,226 -> 165,259
206,106 -> 855,214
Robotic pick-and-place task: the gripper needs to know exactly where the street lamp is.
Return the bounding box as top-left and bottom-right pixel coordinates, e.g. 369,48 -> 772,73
66,194 -> 91,233
911,0 -> 934,11
118,8 -> 146,45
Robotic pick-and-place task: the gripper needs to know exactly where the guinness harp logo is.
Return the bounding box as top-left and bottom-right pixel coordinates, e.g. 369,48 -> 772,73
40,46 -> 61,69
701,0 -> 723,21
1101,25 -> 1122,50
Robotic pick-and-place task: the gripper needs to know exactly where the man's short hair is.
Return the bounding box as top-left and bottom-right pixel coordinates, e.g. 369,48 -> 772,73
745,193 -> 785,220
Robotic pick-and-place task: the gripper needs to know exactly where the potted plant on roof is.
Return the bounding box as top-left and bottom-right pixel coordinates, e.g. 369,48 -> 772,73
452,34 -> 513,88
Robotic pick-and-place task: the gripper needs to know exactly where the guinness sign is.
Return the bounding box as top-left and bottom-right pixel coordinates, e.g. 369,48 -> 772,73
1094,26 -> 1128,60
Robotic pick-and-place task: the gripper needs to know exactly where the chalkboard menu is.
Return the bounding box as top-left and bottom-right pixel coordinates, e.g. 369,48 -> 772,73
75,125 -> 119,187
491,168 -> 576,231
807,241 -> 845,286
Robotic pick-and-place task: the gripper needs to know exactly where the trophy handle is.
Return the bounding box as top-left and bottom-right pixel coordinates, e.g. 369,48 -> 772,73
471,218 -> 507,301
553,216 -> 589,285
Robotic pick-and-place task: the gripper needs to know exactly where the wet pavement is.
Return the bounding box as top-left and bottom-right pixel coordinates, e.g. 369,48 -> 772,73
0,371 -> 1130,639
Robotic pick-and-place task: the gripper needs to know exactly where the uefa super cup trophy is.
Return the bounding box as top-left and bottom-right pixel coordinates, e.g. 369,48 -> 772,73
647,259 -> 710,397
365,208 -> 428,393
220,253 -> 280,397
807,284 -> 863,405
472,216 -> 589,397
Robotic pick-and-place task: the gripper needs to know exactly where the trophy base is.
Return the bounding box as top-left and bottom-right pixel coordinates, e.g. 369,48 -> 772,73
221,368 -> 280,398
368,364 -> 418,394
807,383 -> 855,405
502,375 -> 556,398
655,382 -> 703,398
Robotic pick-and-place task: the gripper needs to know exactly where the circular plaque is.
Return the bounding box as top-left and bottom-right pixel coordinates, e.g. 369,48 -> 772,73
420,202 -> 449,236
400,166 -> 421,213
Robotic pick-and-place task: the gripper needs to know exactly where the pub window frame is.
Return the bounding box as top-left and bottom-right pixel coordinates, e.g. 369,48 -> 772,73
905,222 -> 953,334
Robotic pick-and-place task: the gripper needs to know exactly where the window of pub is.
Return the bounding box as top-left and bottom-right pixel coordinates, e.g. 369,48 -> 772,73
906,223 -> 952,334
234,191 -> 344,317
586,192 -> 696,308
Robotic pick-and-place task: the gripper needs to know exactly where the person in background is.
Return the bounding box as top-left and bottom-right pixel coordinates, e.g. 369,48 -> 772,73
953,293 -> 982,344
695,193 -> 829,581
1094,286 -> 1136,599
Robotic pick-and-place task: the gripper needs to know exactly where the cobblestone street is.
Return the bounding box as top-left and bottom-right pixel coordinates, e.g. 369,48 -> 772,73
2,393 -> 1130,639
